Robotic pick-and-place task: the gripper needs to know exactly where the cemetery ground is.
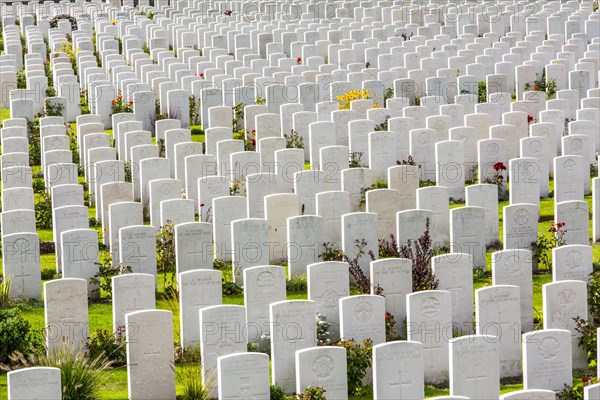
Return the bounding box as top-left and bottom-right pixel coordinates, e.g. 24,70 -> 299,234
0,113 -> 597,399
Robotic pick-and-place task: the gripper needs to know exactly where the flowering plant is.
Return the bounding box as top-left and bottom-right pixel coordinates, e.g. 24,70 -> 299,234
296,57 -> 302,65
111,95 -> 133,114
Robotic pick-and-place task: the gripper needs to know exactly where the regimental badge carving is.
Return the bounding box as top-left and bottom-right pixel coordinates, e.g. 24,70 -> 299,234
514,209 -> 530,226
256,271 -> 274,289
538,337 -> 560,360
563,159 -> 576,172
312,355 -> 334,379
528,140 -> 542,153
421,297 -> 440,318
486,142 -> 499,156
558,289 -> 576,305
354,302 -> 374,324
565,250 -> 583,270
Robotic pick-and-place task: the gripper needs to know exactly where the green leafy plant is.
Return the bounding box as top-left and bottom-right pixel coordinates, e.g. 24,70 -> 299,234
316,313 -> 332,346
255,96 -> 266,105
556,383 -> 584,400
111,95 -> 133,115
34,190 -> 53,229
156,223 -> 176,273
44,98 -> 65,117
524,71 -> 557,99
232,102 -> 245,131
358,179 -> 388,207
0,308 -> 42,364
294,386 -> 327,400
90,254 -> 132,298
4,341 -> 112,400
349,152 -> 364,168
373,115 -> 390,131
189,95 -> 200,125
0,277 -> 11,310
16,70 -> 26,89
175,363 -> 209,400
284,129 -> 304,149
86,326 -> 126,366
575,271 -> 600,364
337,339 -> 373,394
383,86 -> 394,103
320,240 -> 372,294
478,81 -> 487,103
385,312 -> 400,341
270,385 -> 287,400
531,222 -> 567,271
286,273 -> 308,292
222,281 -> 243,296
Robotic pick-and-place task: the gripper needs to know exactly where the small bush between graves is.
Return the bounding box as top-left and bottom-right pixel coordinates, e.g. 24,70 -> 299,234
575,270 -> 600,364
337,339 -> 373,395
87,327 -> 127,367
0,308 -> 41,364
174,362 -> 209,400
285,273 -> 307,292
34,190 -> 53,230
90,254 -> 132,299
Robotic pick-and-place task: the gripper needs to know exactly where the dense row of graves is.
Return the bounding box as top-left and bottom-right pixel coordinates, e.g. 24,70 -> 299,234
1,0 -> 600,398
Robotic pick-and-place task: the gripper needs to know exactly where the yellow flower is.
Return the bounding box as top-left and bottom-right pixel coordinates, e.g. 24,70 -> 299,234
111,19 -> 116,25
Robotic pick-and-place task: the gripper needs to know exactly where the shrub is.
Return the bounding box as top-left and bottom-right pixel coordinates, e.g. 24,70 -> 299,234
374,219 -> 438,292
286,273 -> 307,292
39,241 -> 56,254
293,386 -> 327,400
87,327 -> 126,366
0,277 -> 11,310
0,308 -> 40,364
90,254 -> 132,298
270,385 -> 287,400
35,190 -> 53,229
337,339 -> 373,394
156,223 -> 176,273
175,364 -> 209,400
284,129 -> 304,149
575,271 -> 600,364
41,269 -> 58,281
222,281 -> 243,296
320,240 -> 372,294
316,313 -> 332,346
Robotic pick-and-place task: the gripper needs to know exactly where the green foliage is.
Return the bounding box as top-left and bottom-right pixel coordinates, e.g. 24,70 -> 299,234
320,240 -> 372,294
28,119 -> 42,166
124,161 -> 132,183
41,269 -> 58,281
385,312 -> 400,341
531,222 -> 567,271
556,383 -> 584,400
157,223 -> 176,273
233,102 -> 245,131
190,126 -> 204,136
110,95 -> 133,115
478,81 -> 487,103
189,95 -> 200,125
349,152 -> 364,168
174,363 -> 209,400
16,70 -> 26,88
284,129 -> 304,149
0,277 -> 11,310
524,70 -> 557,99
222,281 -> 243,296
0,308 -> 40,364
286,273 -> 307,292
34,190 -> 53,229
358,179 -> 388,206
44,98 -> 65,117
575,271 -> 600,364
316,313 -> 332,346
337,339 -> 373,394
383,86 -> 394,103
90,254 -> 132,298
373,115 -> 390,131
294,386 -> 327,400
87,327 -> 127,367
255,96 -> 266,105
270,385 -> 287,400
174,344 -> 201,364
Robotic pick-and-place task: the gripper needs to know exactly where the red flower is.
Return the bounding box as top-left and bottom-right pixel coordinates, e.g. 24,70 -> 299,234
251,138 -> 256,146
129,100 -> 133,105
549,226 -> 557,233
251,129 -> 256,134
199,73 -> 204,78
200,203 -> 205,207
534,85 -> 539,90
557,222 -> 566,228
118,95 -> 122,99
112,99 -> 117,104
493,162 -> 506,171
582,377 -> 590,383
528,115 -> 534,123
224,10 -> 232,16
